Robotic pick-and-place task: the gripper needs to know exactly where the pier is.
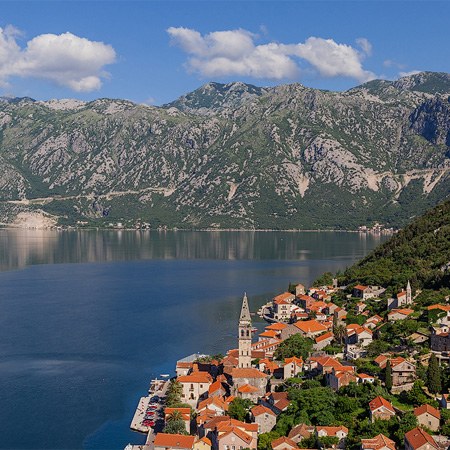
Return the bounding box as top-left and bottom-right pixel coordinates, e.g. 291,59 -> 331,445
129,379 -> 169,436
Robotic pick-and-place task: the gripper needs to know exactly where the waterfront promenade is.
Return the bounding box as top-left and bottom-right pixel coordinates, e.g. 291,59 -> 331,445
129,379 -> 169,446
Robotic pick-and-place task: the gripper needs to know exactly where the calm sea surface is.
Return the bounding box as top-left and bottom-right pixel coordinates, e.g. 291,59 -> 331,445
0,229 -> 388,450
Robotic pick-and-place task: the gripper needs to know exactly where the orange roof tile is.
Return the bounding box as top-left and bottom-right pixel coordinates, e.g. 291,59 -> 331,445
237,384 -> 259,393
354,285 -> 368,291
219,428 -> 252,445
388,308 -> 414,316
361,434 -> 396,450
259,330 -> 279,338
177,372 -> 212,383
251,404 -> 276,417
316,425 -> 348,436
273,292 -> 295,302
427,304 -> 450,311
414,404 -> 441,420
198,437 -> 212,446
369,396 -> 395,414
288,423 -> 314,439
266,322 -> 289,331
198,397 -> 228,412
271,436 -> 298,449
405,427 -> 438,450
154,433 -> 195,449
232,368 -> 268,379
274,398 -> 290,411
358,373 -> 375,380
284,356 -> 303,365
294,319 -> 327,334
315,331 -> 334,343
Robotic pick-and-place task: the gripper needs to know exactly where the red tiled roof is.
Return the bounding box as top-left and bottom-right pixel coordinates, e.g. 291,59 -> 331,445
388,308 -> 414,317
288,423 -> 314,439
237,384 -> 259,393
251,404 -> 276,417
316,425 -> 348,436
266,322 -> 288,331
361,434 -> 396,450
271,436 -> 298,449
354,285 -> 368,291
405,427 -> 438,450
414,404 -> 441,420
273,292 -> 295,302
219,428 -> 253,445
284,356 -> 303,365
427,304 -> 450,311
154,433 -> 195,449
177,372 -> 212,383
315,331 -> 334,343
259,330 -> 279,338
294,319 -> 327,334
232,368 -> 268,379
369,396 -> 395,414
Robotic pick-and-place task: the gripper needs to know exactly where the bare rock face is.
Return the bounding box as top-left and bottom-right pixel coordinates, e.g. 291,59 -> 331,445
0,72 -> 449,229
409,97 -> 450,146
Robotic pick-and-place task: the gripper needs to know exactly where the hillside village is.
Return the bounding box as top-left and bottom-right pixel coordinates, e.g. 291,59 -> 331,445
127,277 -> 450,450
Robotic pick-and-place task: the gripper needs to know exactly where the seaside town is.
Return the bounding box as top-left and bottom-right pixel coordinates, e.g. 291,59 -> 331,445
125,277 -> 450,450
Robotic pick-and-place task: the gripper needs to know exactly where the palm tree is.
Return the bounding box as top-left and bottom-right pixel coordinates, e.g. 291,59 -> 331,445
333,324 -> 347,344
167,410 -> 184,423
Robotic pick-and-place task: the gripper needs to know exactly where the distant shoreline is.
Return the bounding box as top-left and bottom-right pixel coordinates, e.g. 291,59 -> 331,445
0,224 -> 395,234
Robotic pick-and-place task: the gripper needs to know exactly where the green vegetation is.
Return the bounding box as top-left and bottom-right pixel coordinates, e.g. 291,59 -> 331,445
227,398 -> 253,422
426,353 -> 442,394
342,199 -> 450,291
385,360 -> 392,391
274,334 -> 314,361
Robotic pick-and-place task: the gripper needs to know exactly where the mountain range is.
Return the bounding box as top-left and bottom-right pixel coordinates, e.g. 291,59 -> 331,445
0,71 -> 449,229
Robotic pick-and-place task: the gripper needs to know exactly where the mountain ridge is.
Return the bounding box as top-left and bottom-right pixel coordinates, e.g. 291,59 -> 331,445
0,71 -> 449,229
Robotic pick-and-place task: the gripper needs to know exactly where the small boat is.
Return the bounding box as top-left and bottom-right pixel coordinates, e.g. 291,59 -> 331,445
251,327 -> 258,333
160,374 -> 170,378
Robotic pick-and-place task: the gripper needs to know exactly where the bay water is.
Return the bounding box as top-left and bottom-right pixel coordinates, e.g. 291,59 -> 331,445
0,229 -> 387,449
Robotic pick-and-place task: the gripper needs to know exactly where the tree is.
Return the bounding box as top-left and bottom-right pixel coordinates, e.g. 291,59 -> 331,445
166,410 -> 184,422
385,360 -> 392,391
163,419 -> 188,435
318,436 -> 339,448
257,432 -> 280,450
394,412 -> 418,442
228,398 -> 253,422
274,334 -> 314,360
333,324 -> 347,345
427,353 -> 442,394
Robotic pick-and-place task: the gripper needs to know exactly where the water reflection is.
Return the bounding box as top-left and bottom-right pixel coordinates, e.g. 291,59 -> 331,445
0,229 -> 385,271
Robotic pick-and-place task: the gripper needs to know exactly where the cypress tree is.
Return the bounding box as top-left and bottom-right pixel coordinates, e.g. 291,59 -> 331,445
385,360 -> 393,390
427,353 -> 442,394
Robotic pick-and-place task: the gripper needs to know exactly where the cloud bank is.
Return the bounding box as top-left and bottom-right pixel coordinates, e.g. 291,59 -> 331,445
167,27 -> 375,82
0,26 -> 116,92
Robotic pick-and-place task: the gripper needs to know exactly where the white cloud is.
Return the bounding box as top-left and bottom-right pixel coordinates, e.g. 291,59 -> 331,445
167,27 -> 375,82
356,37 -> 372,56
289,37 -> 375,81
0,27 -> 116,92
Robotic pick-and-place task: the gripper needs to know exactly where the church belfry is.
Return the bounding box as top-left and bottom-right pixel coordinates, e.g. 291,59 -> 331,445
406,280 -> 412,305
238,293 -> 252,368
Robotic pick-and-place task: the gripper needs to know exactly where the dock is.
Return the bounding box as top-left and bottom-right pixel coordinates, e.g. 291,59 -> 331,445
129,379 -> 169,435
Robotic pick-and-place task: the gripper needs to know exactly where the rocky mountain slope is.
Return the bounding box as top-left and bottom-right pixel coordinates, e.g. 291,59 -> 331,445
0,72 -> 449,229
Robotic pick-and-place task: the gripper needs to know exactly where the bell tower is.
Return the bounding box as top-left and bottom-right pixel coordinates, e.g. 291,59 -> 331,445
406,280 -> 412,305
238,293 -> 252,368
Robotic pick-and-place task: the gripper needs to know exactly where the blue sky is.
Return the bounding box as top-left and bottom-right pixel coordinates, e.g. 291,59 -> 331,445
0,1 -> 448,104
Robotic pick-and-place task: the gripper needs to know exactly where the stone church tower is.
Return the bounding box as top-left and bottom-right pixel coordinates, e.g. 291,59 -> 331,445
238,293 -> 252,368
406,280 -> 412,305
